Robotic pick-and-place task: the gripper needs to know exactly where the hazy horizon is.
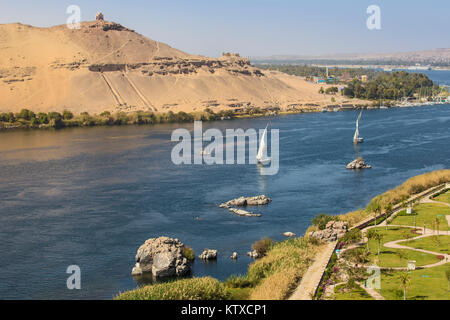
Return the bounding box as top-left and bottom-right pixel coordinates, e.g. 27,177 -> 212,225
1,0 -> 449,57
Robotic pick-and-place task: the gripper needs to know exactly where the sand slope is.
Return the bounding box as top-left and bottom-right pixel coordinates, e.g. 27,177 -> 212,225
0,20 -> 357,114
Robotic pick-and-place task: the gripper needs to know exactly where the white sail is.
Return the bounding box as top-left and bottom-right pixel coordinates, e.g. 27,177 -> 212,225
257,124 -> 268,162
353,111 -> 363,143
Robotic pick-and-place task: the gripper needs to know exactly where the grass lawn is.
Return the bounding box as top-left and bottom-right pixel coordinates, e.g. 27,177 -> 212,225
377,263 -> 450,300
434,191 -> 450,204
390,203 -> 450,231
364,227 -> 440,268
403,235 -> 450,255
334,284 -> 374,300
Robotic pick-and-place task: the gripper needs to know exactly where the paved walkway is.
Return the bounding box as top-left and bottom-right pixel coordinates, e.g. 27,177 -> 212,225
289,241 -> 337,300
356,281 -> 385,300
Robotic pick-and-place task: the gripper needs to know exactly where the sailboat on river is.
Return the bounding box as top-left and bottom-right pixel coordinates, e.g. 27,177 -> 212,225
353,111 -> 364,144
257,124 -> 271,165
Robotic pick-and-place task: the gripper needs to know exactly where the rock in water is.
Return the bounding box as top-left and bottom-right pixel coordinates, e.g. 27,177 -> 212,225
346,157 -> 372,169
228,208 -> 262,217
283,232 -> 296,237
199,249 -> 217,260
230,252 -> 238,260
247,250 -> 260,259
131,237 -> 191,277
221,195 -> 271,207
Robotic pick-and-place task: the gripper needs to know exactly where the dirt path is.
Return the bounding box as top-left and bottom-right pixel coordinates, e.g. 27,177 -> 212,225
289,241 -> 337,300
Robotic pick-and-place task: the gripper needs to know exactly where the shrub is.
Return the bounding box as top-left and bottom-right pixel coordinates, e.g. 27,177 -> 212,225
37,112 -> 49,124
17,108 -> 35,120
251,238 -> 273,257
47,112 -> 62,121
62,110 -> 74,120
312,213 -> 339,230
181,246 -> 195,261
341,228 -> 362,244
115,277 -> 229,300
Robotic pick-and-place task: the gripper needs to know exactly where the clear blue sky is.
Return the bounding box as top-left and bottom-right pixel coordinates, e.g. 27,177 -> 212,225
1,0 -> 449,57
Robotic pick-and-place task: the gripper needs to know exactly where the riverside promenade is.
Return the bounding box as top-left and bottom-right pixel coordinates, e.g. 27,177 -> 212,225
289,182 -> 448,300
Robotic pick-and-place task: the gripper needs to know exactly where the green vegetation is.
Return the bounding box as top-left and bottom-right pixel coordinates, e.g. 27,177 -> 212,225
342,71 -> 438,100
390,203 -> 450,231
311,213 -> 340,230
339,170 -> 450,227
434,190 -> 450,204
0,108 -> 236,130
377,265 -> 450,300
316,252 -> 338,299
181,246 -> 195,261
333,283 -> 374,300
340,228 -> 362,245
404,236 -> 450,254
115,277 -> 229,300
251,238 -> 273,257
346,227 -> 439,268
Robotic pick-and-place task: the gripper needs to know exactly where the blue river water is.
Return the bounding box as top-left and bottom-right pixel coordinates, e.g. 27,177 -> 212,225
0,73 -> 449,299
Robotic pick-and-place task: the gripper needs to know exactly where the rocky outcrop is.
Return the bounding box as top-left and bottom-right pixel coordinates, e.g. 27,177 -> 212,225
199,249 -> 217,260
227,208 -> 262,217
219,195 -> 270,218
308,221 -> 348,242
131,237 -> 191,277
220,195 -> 271,208
283,232 -> 296,237
247,250 -> 260,259
346,157 -> 372,169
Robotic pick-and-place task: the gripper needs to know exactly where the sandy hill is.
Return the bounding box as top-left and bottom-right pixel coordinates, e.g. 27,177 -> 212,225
0,17 -> 353,114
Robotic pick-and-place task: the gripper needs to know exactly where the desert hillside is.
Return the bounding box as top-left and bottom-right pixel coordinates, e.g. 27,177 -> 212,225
0,16 -> 355,114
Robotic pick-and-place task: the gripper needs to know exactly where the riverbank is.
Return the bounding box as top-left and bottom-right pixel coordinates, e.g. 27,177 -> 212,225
2,100 -> 448,132
116,169 -> 450,300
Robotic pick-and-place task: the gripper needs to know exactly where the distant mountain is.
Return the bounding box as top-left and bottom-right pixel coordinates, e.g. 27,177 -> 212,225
0,16 -> 349,114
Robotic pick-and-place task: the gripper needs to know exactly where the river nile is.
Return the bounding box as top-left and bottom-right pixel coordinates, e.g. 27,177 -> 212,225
1,105 -> 449,298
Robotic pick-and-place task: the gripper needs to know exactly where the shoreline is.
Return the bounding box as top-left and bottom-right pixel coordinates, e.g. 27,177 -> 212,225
1,101 -> 448,132
117,170 -> 450,300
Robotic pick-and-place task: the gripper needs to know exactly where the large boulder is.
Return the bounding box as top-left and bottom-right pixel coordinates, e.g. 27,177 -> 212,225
131,237 -> 191,278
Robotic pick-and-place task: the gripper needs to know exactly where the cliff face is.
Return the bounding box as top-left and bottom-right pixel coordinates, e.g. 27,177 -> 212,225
0,19 -> 346,114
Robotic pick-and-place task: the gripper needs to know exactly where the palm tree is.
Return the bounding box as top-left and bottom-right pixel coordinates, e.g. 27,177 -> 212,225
399,272 -> 411,300
385,204 -> 393,230
366,229 -> 376,251
434,217 -> 440,236
373,203 -> 381,227
374,232 -> 384,256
